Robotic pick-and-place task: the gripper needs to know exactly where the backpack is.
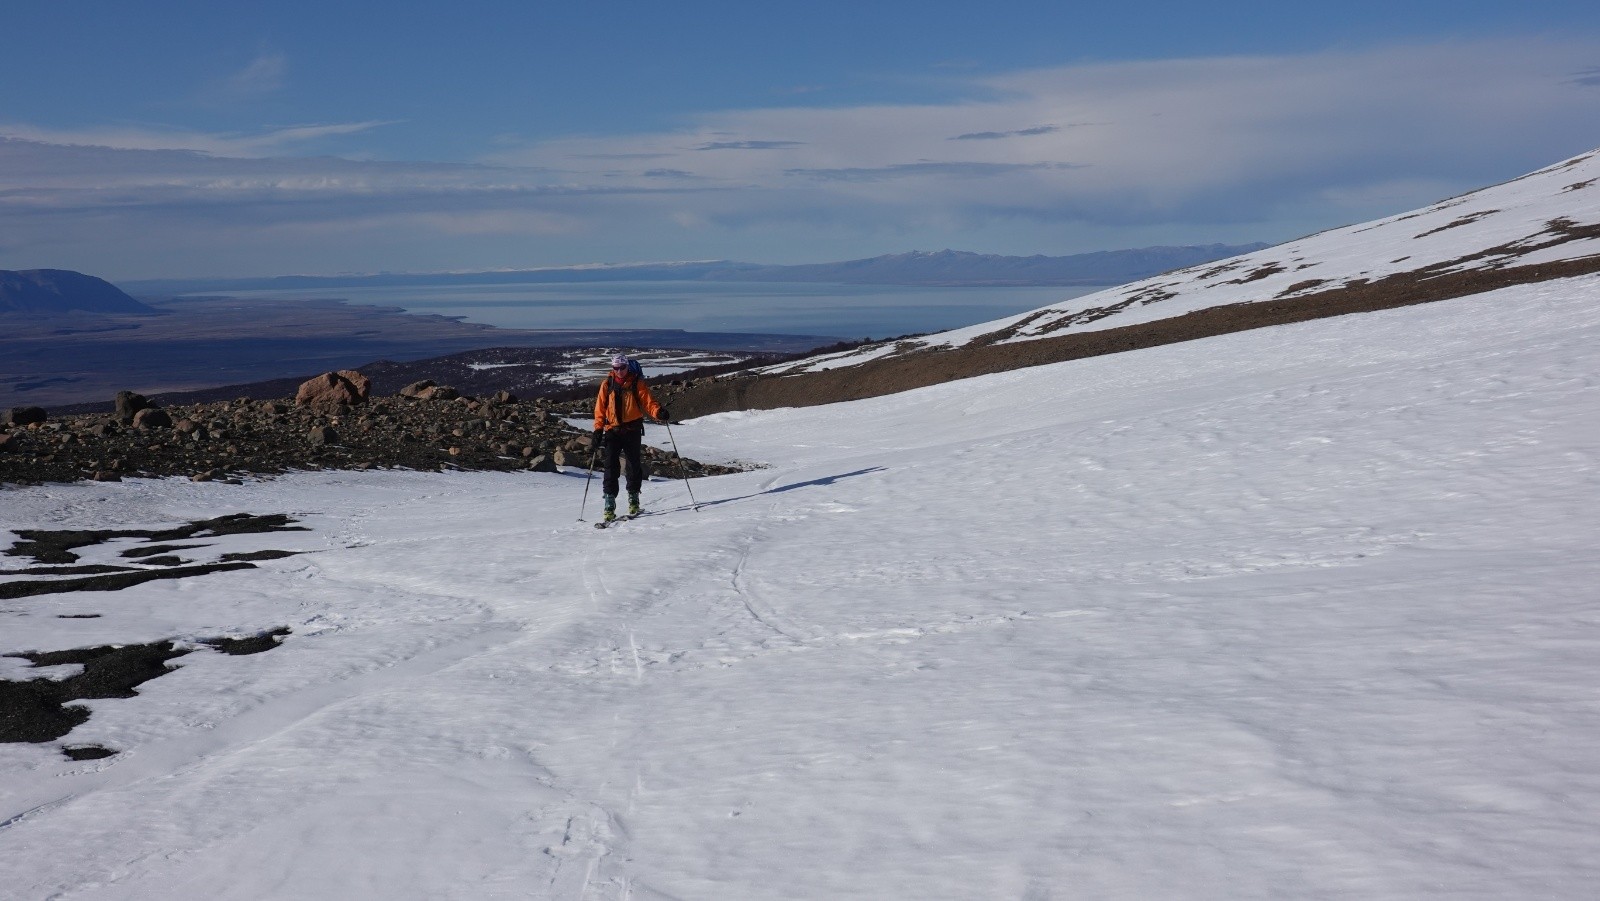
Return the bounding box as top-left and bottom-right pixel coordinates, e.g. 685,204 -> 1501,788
626,358 -> 644,380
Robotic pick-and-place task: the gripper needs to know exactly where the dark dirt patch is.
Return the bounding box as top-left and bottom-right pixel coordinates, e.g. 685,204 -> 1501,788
219,549 -> 302,562
1226,263 -> 1286,284
202,627 -> 291,656
0,562 -> 257,600
2,630 -> 293,744
1414,210 -> 1499,239
0,641 -> 192,742
662,235 -> 1600,419
1276,279 -> 1329,297
57,614 -> 102,619
136,556 -> 188,567
0,564 -> 139,576
121,543 -> 209,558
4,513 -> 306,565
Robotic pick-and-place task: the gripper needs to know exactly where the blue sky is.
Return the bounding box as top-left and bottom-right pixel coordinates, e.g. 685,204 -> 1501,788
3,1 -> 1600,279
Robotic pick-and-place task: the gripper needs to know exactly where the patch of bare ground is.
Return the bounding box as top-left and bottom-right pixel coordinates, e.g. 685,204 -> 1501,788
662,221 -> 1600,418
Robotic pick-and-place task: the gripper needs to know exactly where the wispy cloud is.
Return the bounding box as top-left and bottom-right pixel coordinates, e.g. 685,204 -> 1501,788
0,121 -> 398,157
222,50 -> 287,99
785,161 -> 1084,182
950,125 -> 1062,141
5,37 -> 1600,277
696,140 -> 807,151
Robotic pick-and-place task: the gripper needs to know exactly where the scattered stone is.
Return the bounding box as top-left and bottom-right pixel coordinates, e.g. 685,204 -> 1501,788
307,425 -> 339,446
419,385 -> 459,401
492,390 -> 518,404
190,468 -> 226,482
3,388 -> 739,486
528,454 -> 557,472
63,745 -> 117,760
398,379 -> 436,398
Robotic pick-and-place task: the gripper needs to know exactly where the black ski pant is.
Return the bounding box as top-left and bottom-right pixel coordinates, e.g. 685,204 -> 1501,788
601,425 -> 645,497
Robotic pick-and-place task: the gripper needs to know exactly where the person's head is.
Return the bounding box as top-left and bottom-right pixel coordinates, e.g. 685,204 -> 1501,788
610,355 -> 630,378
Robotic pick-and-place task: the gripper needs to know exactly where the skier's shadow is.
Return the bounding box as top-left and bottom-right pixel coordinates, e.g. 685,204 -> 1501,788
688,466 -> 886,510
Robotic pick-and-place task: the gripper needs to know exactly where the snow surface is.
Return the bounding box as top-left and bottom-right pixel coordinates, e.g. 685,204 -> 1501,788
766,149 -> 1600,375
3,270 -> 1599,899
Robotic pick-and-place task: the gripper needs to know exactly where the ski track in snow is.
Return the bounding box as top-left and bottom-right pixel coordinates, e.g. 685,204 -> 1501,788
2,275 -> 1600,898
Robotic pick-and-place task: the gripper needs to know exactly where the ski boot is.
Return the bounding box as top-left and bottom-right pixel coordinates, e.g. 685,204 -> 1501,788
603,494 -> 617,523
628,492 -> 642,516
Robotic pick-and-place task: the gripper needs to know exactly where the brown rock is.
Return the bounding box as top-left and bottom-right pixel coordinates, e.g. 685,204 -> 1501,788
492,390 -> 518,405
398,379 -> 436,398
295,371 -> 370,411
308,425 -> 339,446
527,454 -> 557,472
3,406 -> 47,427
90,470 -> 122,482
114,391 -> 150,423
132,408 -> 173,430
0,433 -> 16,454
418,385 -> 459,401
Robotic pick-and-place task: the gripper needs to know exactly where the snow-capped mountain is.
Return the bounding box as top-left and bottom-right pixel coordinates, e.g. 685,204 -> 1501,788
750,147 -> 1600,380
3,149 -> 1599,899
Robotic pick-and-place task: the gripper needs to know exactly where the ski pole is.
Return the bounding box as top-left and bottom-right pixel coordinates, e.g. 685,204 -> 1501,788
577,441 -> 600,521
662,420 -> 699,511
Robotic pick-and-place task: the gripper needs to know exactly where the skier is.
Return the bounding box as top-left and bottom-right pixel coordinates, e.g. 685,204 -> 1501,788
593,354 -> 670,522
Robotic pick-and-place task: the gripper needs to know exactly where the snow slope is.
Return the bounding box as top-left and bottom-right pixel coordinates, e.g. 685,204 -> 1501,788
3,267 -> 1598,898
769,148 -> 1600,375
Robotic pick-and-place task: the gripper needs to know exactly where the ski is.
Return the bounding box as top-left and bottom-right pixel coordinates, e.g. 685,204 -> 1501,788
593,513 -> 643,529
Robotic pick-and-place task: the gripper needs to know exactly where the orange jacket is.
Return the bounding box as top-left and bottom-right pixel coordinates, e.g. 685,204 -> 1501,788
594,373 -> 664,432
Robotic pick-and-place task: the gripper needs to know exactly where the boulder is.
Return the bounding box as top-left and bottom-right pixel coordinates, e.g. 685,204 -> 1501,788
527,454 -> 557,473
2,406 -> 47,427
0,433 -> 16,454
132,408 -> 173,430
90,470 -> 122,482
398,379 -> 436,398
419,385 -> 459,401
308,425 -> 339,446
492,390 -> 518,405
114,391 -> 150,423
295,370 -> 371,411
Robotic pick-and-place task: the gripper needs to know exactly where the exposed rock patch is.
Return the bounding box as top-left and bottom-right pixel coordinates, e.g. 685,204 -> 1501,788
3,380 -> 737,487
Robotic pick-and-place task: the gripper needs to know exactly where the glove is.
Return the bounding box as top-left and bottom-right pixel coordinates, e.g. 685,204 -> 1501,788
656,407 -> 671,423
592,428 -> 604,445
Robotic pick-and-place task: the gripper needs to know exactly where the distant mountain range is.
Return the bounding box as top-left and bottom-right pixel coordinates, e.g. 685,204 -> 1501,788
122,244 -> 1269,295
0,269 -> 157,315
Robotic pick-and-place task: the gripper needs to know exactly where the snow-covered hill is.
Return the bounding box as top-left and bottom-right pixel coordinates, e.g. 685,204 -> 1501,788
759,147 -> 1600,377
3,265 -> 1599,897
5,147 -> 1600,898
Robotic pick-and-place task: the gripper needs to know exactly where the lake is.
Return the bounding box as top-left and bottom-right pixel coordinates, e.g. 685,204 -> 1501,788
223,281 -> 1110,340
